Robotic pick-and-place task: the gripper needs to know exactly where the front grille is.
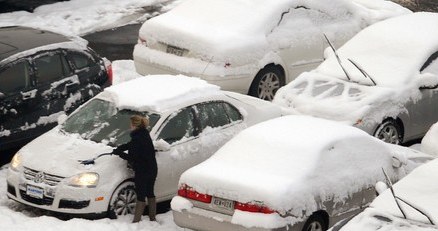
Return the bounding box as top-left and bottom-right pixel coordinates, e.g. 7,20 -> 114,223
7,184 -> 16,197
19,190 -> 54,206
59,199 -> 90,209
23,167 -> 65,186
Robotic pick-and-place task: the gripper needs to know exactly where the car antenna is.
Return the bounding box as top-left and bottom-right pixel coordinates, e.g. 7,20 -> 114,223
348,58 -> 377,86
323,34 -> 351,81
381,168 -> 435,225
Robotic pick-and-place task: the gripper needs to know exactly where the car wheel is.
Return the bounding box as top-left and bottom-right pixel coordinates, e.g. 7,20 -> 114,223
249,66 -> 284,101
302,214 -> 327,231
374,120 -> 402,145
108,181 -> 137,218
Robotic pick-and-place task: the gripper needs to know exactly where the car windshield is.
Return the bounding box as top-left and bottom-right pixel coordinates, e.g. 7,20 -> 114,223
62,99 -> 160,146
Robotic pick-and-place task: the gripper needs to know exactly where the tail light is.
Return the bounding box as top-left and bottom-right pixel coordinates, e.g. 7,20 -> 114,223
178,184 -> 212,203
138,36 -> 147,46
234,202 -> 275,214
106,63 -> 113,84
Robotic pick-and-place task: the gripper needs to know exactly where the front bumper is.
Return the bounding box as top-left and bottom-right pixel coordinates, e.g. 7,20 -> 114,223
6,168 -> 110,215
133,44 -> 256,94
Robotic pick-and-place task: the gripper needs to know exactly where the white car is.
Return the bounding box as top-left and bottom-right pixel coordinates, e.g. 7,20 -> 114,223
274,12 -> 438,144
331,158 -> 438,231
171,115 -> 432,231
6,75 -> 282,217
133,0 -> 409,100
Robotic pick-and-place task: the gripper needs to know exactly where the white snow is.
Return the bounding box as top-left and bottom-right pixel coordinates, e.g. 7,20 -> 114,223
112,60 -> 143,85
421,123 -> 438,156
104,75 -> 221,112
0,0 -> 173,36
176,115 -> 429,228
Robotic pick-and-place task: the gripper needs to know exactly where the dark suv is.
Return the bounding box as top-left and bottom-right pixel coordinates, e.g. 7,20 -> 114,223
0,26 -> 112,152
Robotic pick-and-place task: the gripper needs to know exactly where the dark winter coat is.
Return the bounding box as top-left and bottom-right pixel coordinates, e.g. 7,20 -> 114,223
113,127 -> 157,198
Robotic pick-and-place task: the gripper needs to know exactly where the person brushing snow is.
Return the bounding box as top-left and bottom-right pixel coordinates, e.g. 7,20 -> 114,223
113,115 -> 158,222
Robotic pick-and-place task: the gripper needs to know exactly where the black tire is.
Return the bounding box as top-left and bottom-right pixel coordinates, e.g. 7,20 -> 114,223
374,120 -> 403,145
302,214 -> 328,231
108,181 -> 137,219
249,65 -> 285,101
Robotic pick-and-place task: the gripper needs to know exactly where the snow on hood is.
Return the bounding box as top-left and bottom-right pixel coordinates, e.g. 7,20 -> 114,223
140,0 -> 409,62
370,158 -> 438,225
179,116 -> 415,216
318,12 -> 438,87
17,127 -> 113,177
104,75 -> 221,112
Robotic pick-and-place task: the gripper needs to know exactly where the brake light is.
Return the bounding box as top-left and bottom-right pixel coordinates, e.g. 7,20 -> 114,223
106,63 -> 113,84
234,202 -> 275,214
178,184 -> 212,203
138,36 -> 147,46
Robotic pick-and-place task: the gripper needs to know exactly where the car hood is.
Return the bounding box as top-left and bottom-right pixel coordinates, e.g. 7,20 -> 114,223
18,127 -> 115,177
273,72 -> 421,125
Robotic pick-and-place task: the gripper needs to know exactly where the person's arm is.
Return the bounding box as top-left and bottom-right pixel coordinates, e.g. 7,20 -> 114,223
113,142 -> 132,161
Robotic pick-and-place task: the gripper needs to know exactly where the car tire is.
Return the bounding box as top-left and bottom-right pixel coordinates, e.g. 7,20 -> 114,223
374,120 -> 403,145
302,214 -> 328,231
249,65 -> 284,101
108,181 -> 137,218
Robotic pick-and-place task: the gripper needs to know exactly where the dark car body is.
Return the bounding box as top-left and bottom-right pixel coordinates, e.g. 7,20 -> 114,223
0,26 -> 111,152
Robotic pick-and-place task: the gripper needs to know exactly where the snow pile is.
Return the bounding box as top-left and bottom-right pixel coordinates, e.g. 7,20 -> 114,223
177,115 -> 425,228
421,123 -> 438,156
104,75 -> 221,112
112,60 -> 144,85
274,12 -> 438,125
0,0 -> 171,36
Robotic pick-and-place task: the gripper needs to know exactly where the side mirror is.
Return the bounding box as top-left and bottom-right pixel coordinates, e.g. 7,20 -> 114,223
375,181 -> 388,195
417,73 -> 438,89
154,139 -> 170,152
392,156 -> 403,168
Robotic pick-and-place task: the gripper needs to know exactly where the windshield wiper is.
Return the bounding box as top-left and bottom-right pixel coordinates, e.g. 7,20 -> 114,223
348,59 -> 377,86
323,34 -> 351,81
382,168 -> 435,225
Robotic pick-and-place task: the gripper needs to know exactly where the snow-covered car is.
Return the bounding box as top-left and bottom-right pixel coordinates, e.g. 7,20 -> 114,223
420,122 -> 438,157
6,75 -> 282,217
331,158 -> 438,231
133,0 -> 409,101
274,12 -> 438,145
171,115 -> 432,231
0,26 -> 112,152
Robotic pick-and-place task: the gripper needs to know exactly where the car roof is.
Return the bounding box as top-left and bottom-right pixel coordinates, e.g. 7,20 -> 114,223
0,26 -> 71,61
103,75 -> 222,113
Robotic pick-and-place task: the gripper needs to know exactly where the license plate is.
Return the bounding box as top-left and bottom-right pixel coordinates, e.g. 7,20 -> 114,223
26,185 -> 44,199
212,197 -> 234,211
166,45 -> 184,56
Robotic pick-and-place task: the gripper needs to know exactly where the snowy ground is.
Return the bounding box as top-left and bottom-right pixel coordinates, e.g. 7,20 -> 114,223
0,164 -> 184,231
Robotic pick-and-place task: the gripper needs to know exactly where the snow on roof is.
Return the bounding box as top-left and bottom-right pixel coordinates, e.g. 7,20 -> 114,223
370,158 -> 438,225
318,12 -> 438,87
180,115 -> 404,215
104,75 -> 221,112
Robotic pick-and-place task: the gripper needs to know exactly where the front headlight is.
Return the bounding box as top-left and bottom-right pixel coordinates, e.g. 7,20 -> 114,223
68,172 -> 99,188
10,153 -> 22,171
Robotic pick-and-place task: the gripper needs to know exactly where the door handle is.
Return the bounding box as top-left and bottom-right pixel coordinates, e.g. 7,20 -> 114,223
21,90 -> 37,101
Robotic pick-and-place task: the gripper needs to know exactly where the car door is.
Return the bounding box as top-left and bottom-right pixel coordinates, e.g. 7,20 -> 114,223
419,51 -> 438,133
0,58 -> 44,148
154,106 -> 201,197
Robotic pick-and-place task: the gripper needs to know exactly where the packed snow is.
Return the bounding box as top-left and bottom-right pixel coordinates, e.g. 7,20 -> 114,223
174,115 -> 430,229
274,12 -> 438,126
0,0 -> 178,36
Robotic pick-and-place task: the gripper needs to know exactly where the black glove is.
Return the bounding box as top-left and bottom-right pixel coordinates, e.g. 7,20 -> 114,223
112,149 -> 122,156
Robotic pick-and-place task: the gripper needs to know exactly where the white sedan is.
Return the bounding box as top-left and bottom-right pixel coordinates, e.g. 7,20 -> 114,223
6,75 -> 282,217
133,0 -> 408,100
171,116 -> 432,231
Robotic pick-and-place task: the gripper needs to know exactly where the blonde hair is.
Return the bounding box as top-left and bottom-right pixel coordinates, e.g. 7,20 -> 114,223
130,115 -> 149,129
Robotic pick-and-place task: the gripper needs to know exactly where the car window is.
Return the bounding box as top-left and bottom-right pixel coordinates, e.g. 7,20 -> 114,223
0,61 -> 31,94
69,52 -> 94,69
421,51 -> 438,75
35,53 -> 70,83
197,102 -> 231,130
158,107 -> 195,144
223,102 -> 243,122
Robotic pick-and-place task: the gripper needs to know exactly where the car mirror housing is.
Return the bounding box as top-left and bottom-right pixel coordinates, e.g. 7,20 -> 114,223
154,139 -> 171,152
375,181 -> 389,195
417,73 -> 438,89
392,156 -> 403,168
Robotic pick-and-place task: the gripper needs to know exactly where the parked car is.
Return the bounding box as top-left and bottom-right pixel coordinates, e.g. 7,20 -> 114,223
0,26 -> 112,152
274,12 -> 438,144
331,158 -> 438,231
6,75 -> 282,217
171,115 -> 432,231
133,0 -> 409,101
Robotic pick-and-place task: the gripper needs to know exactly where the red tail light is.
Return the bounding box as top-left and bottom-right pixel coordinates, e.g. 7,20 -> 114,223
234,202 -> 275,214
106,63 -> 113,84
178,184 -> 212,203
138,36 -> 147,46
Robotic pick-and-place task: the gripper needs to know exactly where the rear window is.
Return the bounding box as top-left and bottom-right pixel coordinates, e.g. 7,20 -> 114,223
69,52 -> 94,69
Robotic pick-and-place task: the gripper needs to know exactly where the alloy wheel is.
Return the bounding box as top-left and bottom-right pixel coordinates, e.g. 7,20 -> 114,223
112,186 -> 137,216
257,72 -> 281,101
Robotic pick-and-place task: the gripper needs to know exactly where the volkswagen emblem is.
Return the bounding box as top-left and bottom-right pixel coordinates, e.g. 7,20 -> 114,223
34,172 -> 44,184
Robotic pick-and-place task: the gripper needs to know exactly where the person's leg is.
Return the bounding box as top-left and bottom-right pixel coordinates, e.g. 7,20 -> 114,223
133,197 -> 146,223
145,177 -> 157,221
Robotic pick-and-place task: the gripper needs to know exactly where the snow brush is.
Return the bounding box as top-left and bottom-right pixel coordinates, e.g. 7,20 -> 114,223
78,153 -> 112,165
